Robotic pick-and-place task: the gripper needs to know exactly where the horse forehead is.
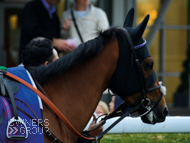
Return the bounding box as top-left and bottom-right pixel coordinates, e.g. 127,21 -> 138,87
136,46 -> 151,63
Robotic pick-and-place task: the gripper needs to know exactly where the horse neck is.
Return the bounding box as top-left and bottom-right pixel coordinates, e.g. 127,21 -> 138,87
43,38 -> 119,136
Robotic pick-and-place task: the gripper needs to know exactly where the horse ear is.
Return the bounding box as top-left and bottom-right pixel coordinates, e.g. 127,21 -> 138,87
123,8 -> 134,28
134,14 -> 150,41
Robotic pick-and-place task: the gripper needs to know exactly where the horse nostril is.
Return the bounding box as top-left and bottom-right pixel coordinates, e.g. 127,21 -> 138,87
163,108 -> 168,116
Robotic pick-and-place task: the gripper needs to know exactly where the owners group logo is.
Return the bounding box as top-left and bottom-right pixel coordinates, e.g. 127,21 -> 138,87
7,119 -> 49,135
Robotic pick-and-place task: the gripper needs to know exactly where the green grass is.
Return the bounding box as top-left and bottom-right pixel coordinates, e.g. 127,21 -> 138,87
100,133 -> 190,143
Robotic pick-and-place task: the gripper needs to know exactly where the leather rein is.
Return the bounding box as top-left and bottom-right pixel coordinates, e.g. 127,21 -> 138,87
1,29 -> 165,142
1,70 -> 96,142
85,28 -> 166,135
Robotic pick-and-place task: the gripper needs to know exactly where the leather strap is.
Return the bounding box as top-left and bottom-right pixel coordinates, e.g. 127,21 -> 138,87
10,97 -> 63,143
71,9 -> 84,43
3,76 -> 18,119
96,110 -> 130,139
122,28 -> 148,99
4,71 -> 130,142
4,71 -> 95,141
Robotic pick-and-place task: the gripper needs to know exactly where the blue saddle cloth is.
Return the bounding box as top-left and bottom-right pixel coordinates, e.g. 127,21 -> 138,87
0,66 -> 44,143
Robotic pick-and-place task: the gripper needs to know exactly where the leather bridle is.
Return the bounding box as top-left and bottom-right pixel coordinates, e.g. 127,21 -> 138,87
108,28 -> 164,118
0,28 -> 166,143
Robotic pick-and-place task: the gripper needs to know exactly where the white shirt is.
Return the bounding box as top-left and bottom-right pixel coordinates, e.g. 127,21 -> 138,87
61,4 -> 109,46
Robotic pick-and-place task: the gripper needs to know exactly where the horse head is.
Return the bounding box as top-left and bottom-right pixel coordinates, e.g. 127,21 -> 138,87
109,8 -> 168,124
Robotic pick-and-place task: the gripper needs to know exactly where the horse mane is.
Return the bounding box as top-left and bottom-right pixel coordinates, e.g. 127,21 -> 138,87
31,27 -> 122,85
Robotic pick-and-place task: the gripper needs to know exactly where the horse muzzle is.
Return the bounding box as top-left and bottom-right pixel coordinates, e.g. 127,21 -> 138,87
141,107 -> 168,124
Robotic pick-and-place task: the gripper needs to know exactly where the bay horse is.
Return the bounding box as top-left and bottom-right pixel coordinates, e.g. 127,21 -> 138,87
1,8 -> 168,143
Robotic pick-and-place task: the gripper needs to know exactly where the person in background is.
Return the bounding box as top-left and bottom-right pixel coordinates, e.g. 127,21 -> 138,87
95,101 -> 109,117
109,95 -> 131,118
19,0 -> 73,64
61,0 -> 109,46
22,37 -> 59,71
109,96 -> 115,113
109,95 -> 124,113
22,37 -> 104,143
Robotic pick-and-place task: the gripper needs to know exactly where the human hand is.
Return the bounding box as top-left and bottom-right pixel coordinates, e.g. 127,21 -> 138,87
62,19 -> 71,30
53,38 -> 73,53
87,114 -> 105,137
65,38 -> 78,49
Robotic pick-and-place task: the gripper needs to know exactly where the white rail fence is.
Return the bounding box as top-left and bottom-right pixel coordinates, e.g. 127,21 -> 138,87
101,116 -> 190,133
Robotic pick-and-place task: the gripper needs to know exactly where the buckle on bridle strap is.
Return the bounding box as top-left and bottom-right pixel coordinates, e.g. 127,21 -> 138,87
141,98 -> 150,107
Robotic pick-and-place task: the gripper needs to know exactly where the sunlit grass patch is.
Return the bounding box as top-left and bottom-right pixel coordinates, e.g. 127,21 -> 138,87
100,133 -> 190,143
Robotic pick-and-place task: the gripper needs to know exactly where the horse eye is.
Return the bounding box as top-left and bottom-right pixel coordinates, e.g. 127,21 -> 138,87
145,63 -> 153,70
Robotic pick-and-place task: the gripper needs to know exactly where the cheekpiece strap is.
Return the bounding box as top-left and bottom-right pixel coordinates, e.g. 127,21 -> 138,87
122,28 -> 146,50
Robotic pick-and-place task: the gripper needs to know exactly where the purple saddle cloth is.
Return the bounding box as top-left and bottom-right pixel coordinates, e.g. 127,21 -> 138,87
0,66 -> 44,143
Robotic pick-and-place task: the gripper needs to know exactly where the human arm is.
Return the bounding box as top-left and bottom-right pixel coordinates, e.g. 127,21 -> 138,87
61,10 -> 72,39
52,38 -> 73,53
75,114 -> 105,143
87,114 -> 104,137
22,3 -> 73,53
62,18 -> 72,30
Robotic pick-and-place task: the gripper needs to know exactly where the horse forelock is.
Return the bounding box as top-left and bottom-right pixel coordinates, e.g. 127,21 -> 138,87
31,27 -> 122,85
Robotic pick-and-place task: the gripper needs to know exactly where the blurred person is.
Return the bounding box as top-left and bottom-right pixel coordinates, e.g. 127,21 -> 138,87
109,95 -> 124,113
109,95 -> 131,118
95,101 -> 109,117
22,37 -> 59,71
19,0 -> 73,64
109,96 -> 115,113
61,0 -> 109,46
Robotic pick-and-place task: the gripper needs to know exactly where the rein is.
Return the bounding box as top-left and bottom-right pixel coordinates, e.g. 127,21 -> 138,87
0,28 -> 165,142
84,28 -> 166,137
3,69 -> 137,142
1,70 -> 96,141
7,97 -> 64,143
